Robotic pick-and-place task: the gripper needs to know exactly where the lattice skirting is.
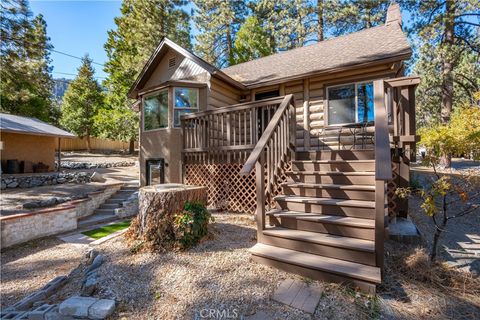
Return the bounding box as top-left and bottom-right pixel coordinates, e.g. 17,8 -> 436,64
184,162 -> 291,214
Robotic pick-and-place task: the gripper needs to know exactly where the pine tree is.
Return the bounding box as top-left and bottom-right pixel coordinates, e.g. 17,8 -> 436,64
61,56 -> 103,152
193,0 -> 246,67
233,16 -> 274,64
0,0 -> 54,122
102,0 -> 191,152
326,0 -> 390,37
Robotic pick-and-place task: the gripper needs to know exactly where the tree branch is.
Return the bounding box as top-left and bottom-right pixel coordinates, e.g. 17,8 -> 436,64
456,21 -> 480,28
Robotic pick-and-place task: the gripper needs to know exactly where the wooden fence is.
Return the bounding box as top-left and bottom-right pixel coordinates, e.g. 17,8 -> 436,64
56,137 -> 138,152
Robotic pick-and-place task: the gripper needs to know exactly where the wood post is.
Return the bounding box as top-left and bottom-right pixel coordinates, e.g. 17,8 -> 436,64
303,78 -> 310,150
255,152 -> 266,242
57,138 -> 61,172
375,180 -> 386,273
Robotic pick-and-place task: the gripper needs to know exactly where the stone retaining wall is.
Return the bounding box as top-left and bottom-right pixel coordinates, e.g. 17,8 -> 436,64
0,183 -> 124,248
58,161 -> 135,170
1,172 -> 90,190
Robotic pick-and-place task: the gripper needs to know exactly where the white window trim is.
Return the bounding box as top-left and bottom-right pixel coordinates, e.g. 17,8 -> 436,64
173,87 -> 199,128
325,80 -> 374,126
142,89 -> 169,132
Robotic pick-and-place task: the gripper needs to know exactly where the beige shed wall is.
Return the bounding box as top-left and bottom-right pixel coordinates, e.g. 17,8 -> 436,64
0,132 -> 56,172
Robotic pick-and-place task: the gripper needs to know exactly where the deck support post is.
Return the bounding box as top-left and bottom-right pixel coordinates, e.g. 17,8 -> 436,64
255,152 -> 266,242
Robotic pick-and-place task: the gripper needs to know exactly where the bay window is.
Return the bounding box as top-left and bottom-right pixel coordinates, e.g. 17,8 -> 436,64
327,81 -> 374,125
143,90 -> 168,131
173,87 -> 198,127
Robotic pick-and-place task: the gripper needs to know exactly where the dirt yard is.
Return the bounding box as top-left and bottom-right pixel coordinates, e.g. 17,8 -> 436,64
60,152 -> 138,164
2,213 -> 479,319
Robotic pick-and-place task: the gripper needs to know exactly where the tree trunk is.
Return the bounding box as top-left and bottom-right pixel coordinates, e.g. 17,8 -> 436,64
441,0 -> 455,167
226,26 -> 234,65
129,139 -> 135,154
430,227 -> 441,261
85,130 -> 91,153
317,0 -> 324,41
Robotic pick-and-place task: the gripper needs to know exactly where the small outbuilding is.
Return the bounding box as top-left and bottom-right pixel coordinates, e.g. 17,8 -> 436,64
0,113 -> 75,173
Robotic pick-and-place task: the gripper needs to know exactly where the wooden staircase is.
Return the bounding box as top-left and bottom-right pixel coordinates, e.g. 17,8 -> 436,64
250,149 -> 381,293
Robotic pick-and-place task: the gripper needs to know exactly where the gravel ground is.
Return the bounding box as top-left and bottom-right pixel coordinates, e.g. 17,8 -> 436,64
61,152 -> 138,164
2,213 -> 479,319
1,166 -> 139,215
0,237 -> 87,308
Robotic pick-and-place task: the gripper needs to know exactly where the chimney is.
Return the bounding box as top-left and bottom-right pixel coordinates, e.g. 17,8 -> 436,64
385,2 -> 402,26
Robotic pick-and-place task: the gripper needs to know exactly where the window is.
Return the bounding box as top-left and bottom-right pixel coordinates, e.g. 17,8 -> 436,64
327,82 -> 374,125
255,90 -> 279,101
144,90 -> 168,131
173,87 -> 199,127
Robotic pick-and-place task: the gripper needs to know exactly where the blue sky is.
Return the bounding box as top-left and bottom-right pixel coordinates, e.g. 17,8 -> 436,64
30,0 -> 122,80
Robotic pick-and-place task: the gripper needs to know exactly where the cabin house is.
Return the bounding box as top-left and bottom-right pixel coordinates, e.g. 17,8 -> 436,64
129,3 -> 419,292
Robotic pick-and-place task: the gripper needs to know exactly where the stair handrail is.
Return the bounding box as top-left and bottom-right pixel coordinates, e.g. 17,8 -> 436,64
239,94 -> 295,176
239,94 -> 295,239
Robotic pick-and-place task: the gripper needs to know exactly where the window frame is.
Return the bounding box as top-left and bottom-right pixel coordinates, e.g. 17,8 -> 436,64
325,80 -> 375,126
173,87 -> 199,128
142,88 -> 169,132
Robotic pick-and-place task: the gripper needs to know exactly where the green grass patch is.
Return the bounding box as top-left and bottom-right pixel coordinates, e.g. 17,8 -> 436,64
82,220 -> 131,240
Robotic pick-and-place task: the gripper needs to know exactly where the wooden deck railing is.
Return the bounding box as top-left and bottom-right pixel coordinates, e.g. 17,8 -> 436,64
373,77 -> 420,271
239,94 -> 295,239
181,96 -> 285,164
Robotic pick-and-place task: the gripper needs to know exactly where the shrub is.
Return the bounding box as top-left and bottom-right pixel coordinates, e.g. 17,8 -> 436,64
174,202 -> 214,249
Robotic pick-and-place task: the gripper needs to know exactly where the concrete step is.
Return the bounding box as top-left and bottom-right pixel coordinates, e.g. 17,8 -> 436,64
274,195 -> 375,219
99,203 -> 122,209
104,199 -> 124,204
267,209 -> 375,240
78,213 -> 117,228
94,208 -> 116,215
249,243 -> 380,294
281,182 -> 376,201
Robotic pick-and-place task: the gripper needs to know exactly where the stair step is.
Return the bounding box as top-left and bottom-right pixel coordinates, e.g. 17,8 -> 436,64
78,213 -> 117,228
286,171 -> 375,185
94,208 -> 116,215
100,203 -> 122,209
274,196 -> 375,219
105,199 -> 124,204
267,209 -> 375,240
281,183 -> 375,200
292,160 -> 375,172
274,196 -> 375,208
281,183 -> 375,191
267,209 -> 375,228
250,243 -> 381,284
118,189 -> 137,193
295,149 -> 375,161
263,227 -> 374,252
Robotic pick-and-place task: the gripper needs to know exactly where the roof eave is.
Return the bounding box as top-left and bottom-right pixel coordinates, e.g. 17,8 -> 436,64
0,128 -> 76,139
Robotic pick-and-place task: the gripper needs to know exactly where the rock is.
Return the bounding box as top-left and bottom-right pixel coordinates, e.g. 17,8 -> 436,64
32,300 -> 46,308
28,304 -> 56,320
59,296 -> 97,318
1,181 -> 7,189
86,255 -> 104,273
56,178 -> 66,183
88,299 -> 115,320
7,181 -> 18,188
23,201 -> 41,209
81,271 -> 98,296
12,290 -> 47,310
41,276 -> 67,296
90,172 -> 106,183
86,250 -> 99,265
0,311 -> 26,319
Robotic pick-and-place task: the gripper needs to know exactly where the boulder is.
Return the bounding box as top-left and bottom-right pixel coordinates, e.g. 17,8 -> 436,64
90,172 -> 106,183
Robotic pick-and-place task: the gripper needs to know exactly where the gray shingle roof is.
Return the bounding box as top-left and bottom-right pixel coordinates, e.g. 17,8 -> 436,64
0,113 -> 75,138
221,23 -> 411,86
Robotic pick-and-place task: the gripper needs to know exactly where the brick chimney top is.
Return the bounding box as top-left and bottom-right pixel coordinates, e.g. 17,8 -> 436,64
386,2 -> 402,26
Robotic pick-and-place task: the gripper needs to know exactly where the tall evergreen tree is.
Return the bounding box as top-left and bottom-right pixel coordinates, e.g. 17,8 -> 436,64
102,0 -> 191,152
0,0 -> 54,122
61,56 -> 103,152
233,15 -> 274,64
326,0 -> 390,37
193,0 -> 246,67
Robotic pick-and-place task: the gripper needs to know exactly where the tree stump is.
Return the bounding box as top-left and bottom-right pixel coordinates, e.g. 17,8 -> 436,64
126,184 -> 207,251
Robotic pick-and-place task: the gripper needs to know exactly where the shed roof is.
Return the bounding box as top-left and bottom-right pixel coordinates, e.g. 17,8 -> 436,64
221,23 -> 411,87
0,113 -> 75,138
